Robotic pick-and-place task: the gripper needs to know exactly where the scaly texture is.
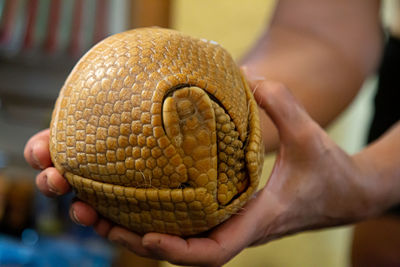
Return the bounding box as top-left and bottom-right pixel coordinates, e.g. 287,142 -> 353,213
50,28 -> 264,236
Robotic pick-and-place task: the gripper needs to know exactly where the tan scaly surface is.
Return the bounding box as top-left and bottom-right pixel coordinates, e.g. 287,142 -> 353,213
50,28 -> 263,236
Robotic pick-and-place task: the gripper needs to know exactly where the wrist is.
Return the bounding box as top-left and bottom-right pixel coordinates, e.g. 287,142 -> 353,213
352,148 -> 398,218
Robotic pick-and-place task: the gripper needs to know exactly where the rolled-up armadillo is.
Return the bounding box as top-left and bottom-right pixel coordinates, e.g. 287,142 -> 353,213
50,28 -> 264,236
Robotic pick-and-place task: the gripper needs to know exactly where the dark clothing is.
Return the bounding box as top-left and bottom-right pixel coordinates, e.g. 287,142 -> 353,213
368,35 -> 400,214
368,36 -> 400,143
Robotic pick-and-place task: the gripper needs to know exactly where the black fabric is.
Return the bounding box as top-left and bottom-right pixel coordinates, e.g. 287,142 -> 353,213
368,36 -> 400,143
368,35 -> 400,214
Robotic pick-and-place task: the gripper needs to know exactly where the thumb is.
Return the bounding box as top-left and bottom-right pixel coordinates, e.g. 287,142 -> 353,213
242,69 -> 314,142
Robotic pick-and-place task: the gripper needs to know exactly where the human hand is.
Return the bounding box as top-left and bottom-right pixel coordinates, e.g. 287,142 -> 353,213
83,78 -> 376,266
22,126 -> 280,266
24,77 -> 376,266
125,81 -> 376,265
24,129 -> 70,197
24,129 -> 101,227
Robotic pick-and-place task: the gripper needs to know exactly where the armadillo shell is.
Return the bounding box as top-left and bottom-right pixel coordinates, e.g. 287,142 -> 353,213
50,28 -> 263,236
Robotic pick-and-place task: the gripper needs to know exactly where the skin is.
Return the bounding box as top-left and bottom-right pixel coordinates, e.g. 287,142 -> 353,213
243,0 -> 382,152
24,0 -> 400,265
24,81 -> 400,266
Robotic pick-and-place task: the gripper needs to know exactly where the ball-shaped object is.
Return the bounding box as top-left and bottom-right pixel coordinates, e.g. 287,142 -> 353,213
50,28 -> 263,236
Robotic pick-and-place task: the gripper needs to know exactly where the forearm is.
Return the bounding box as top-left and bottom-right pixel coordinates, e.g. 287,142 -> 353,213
353,121 -> 400,215
242,0 -> 382,151
244,25 -> 375,124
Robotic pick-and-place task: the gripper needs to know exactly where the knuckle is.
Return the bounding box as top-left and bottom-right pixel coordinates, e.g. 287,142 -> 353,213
294,122 -> 332,152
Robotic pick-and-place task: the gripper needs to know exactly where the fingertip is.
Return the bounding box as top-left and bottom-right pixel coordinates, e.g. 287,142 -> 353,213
252,81 -> 312,138
46,168 -> 70,195
25,129 -> 52,170
70,201 -> 99,226
240,65 -> 266,87
32,140 -> 52,169
142,233 -> 224,266
94,219 -> 113,237
36,171 -> 54,198
69,207 -> 85,226
142,233 -> 192,258
24,140 -> 40,170
35,167 -> 69,197
142,233 -> 178,261
252,80 -> 288,110
23,144 -> 33,166
108,227 -> 152,258
142,233 -> 163,249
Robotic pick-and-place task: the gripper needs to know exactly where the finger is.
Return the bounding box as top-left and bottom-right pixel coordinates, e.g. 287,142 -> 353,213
253,81 -> 307,130
140,205 -> 261,266
94,218 -> 113,238
70,201 -> 99,226
240,65 -> 266,82
36,167 -> 70,197
241,67 -> 313,141
141,233 -> 226,266
24,129 -> 52,170
251,80 -> 316,143
110,191 -> 269,266
108,227 -> 153,258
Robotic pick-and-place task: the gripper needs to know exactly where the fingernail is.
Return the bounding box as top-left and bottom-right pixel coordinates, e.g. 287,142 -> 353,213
70,208 -> 85,227
47,176 -> 60,195
248,73 -> 266,81
241,66 -> 266,81
142,236 -> 162,251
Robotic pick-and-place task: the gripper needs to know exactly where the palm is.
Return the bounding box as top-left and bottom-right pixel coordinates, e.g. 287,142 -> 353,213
24,79 -> 368,267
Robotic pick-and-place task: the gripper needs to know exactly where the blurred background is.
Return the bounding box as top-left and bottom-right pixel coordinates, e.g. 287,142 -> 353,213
0,0 -> 390,266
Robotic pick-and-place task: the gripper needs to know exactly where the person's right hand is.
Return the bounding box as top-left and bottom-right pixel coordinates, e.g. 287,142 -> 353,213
24,129 -> 70,197
24,129 -> 103,228
24,77 -> 383,267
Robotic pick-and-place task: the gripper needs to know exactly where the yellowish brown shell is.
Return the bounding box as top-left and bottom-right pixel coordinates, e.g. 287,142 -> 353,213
50,28 -> 263,236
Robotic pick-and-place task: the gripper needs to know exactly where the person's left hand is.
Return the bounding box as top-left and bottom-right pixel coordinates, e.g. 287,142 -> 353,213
23,130 -> 284,267
25,75 -> 377,267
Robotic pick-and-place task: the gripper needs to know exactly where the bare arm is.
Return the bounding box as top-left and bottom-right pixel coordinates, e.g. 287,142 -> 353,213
242,0 -> 382,151
354,122 -> 400,214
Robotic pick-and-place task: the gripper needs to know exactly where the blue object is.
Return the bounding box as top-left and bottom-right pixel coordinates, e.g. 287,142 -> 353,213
0,230 -> 114,266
